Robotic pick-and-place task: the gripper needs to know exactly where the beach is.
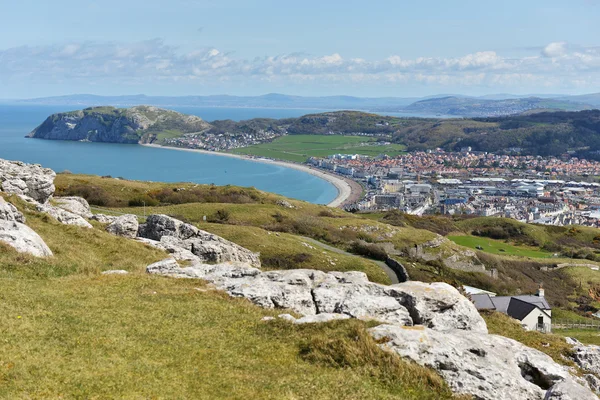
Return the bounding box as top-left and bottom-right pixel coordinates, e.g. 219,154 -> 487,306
141,144 -> 359,207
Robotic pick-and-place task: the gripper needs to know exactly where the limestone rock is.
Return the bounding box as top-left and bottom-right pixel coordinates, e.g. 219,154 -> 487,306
37,204 -> 93,228
136,237 -> 199,261
293,313 -> 351,324
138,214 -> 260,266
54,197 -> 93,218
369,324 -> 594,400
313,281 -> 413,325
101,270 -> 129,275
106,214 -> 139,238
569,340 -> 600,376
0,220 -> 53,257
0,159 -> 56,203
545,380 -> 599,400
92,214 -> 118,224
0,198 -> 25,223
390,281 -> 488,332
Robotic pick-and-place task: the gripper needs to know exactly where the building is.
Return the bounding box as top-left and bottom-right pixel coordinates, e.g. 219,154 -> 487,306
471,286 -> 552,333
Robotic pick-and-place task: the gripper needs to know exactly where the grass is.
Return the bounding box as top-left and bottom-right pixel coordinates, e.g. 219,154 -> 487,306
553,329 -> 600,345
0,195 -> 462,399
447,235 -> 553,259
230,135 -> 406,163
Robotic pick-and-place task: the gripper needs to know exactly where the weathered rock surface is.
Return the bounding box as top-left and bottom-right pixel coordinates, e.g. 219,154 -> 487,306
37,204 -> 93,228
0,159 -> 56,203
146,259 -> 486,331
0,220 -> 53,257
91,214 -> 118,224
138,214 -> 260,266
545,379 -> 599,400
568,338 -> 600,377
293,313 -> 351,324
106,214 -> 139,238
137,237 -> 198,261
54,196 -> 93,218
0,197 -> 25,223
369,324 -> 595,400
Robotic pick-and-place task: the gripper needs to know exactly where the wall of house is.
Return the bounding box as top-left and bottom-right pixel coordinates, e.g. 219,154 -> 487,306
521,308 -> 552,332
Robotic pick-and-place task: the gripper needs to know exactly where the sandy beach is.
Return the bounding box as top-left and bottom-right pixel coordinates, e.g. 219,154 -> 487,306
141,144 -> 360,207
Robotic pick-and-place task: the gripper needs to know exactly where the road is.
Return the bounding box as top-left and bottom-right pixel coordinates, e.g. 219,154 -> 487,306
300,236 -> 399,284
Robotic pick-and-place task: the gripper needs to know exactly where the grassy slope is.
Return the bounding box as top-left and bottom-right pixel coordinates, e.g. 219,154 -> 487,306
0,200 -> 461,399
229,135 -> 406,163
447,235 -> 552,258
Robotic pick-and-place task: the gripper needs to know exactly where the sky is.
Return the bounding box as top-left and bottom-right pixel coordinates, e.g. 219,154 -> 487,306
0,0 -> 599,99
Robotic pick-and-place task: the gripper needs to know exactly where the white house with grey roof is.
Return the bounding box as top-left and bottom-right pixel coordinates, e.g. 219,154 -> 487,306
471,286 -> 552,333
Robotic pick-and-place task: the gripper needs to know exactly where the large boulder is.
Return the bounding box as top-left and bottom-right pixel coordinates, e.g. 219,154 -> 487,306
369,324 -> 595,400
0,159 -> 55,203
138,214 -> 260,266
54,197 -> 93,218
106,214 -> 139,238
0,220 -> 53,257
37,204 -> 93,228
545,380 -> 599,400
568,338 -> 600,376
91,214 -> 118,224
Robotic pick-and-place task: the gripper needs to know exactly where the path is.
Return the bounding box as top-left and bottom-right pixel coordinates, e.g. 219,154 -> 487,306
300,236 -> 399,284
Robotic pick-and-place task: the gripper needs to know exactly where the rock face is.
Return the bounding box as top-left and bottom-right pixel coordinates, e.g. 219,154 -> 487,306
28,106 -> 212,144
54,197 -> 93,218
92,214 -> 118,224
138,214 -> 261,266
146,258 -> 486,332
37,204 -> 93,228
0,159 -> 56,203
106,214 -> 139,238
369,324 -> 594,400
0,198 -> 25,223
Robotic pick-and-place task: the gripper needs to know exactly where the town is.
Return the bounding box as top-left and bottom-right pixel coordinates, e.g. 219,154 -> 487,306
307,149 -> 600,227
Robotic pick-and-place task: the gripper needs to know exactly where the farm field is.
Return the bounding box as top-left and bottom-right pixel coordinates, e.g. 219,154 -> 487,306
229,135 -> 406,163
447,234 -> 553,259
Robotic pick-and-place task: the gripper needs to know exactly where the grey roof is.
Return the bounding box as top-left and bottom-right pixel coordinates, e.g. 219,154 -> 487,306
511,295 -> 551,310
489,296 -> 511,313
506,298 -> 538,321
471,294 -> 496,310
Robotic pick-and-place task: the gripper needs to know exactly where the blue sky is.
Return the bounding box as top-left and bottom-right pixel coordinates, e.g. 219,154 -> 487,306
0,0 -> 598,98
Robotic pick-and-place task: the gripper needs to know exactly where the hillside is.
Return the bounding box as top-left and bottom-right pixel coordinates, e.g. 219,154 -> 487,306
27,105 -> 212,144
403,96 -> 591,117
3,158 -> 600,398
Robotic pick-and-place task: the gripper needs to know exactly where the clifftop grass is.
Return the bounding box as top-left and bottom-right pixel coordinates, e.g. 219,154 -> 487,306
0,194 -> 462,399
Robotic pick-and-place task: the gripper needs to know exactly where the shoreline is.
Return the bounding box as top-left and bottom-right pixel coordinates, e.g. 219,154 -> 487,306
140,143 -> 359,207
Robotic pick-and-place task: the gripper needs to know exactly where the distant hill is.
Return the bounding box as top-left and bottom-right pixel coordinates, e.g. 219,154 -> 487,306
28,105 -> 212,144
402,96 -> 592,117
17,92 -> 600,117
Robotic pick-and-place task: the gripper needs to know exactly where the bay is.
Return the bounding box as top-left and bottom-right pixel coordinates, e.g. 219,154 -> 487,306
0,105 -> 338,204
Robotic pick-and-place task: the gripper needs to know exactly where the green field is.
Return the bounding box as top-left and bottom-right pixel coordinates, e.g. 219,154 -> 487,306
447,235 -> 553,258
229,135 -> 406,163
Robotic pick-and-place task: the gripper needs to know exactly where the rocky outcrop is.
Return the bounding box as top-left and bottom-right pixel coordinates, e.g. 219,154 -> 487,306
37,204 -> 93,228
0,159 -> 55,203
564,337 -> 600,395
369,324 -> 595,400
54,196 -> 93,218
138,214 -> 260,266
28,106 -> 212,144
106,214 -> 139,238
146,258 -> 486,332
0,197 -> 25,223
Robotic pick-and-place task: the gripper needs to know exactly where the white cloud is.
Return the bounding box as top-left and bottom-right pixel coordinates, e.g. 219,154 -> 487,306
542,41 -> 568,58
0,40 -> 599,92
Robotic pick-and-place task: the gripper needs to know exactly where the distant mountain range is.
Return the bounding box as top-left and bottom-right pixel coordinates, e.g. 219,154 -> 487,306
14,92 -> 600,118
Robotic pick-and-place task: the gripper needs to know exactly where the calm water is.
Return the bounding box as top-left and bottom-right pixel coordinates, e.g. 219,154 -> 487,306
0,105 -> 338,204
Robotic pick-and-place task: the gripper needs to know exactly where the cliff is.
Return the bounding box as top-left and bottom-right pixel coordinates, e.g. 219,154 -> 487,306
27,105 -> 212,144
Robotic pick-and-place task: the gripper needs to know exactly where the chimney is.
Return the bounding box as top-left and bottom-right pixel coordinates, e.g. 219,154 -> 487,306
537,283 -> 545,297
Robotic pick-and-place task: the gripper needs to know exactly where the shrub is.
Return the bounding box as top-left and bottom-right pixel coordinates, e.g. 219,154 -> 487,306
349,241 -> 388,261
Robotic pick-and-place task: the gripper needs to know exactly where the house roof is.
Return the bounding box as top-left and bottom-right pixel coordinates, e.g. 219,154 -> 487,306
471,294 -> 496,310
471,294 -> 552,322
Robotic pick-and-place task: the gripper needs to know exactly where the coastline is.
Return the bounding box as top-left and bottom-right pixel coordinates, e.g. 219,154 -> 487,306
140,143 -> 359,207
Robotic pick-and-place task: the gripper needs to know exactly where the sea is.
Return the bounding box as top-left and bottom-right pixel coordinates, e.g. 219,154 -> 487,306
0,105 -> 341,204
0,104 -> 445,205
